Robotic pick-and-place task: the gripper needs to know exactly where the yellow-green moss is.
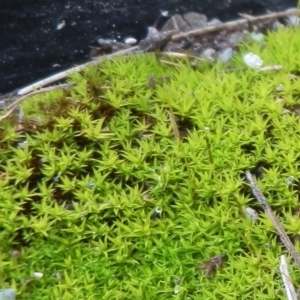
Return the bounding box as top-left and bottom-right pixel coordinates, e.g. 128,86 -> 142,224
1,27 -> 300,299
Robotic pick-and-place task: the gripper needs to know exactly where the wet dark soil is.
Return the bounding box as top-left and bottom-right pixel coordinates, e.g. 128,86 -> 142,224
0,0 -> 297,94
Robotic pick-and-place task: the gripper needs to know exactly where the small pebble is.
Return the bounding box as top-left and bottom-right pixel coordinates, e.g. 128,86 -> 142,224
250,32 -> 264,42
32,272 -> 44,279
174,285 -> 180,294
243,52 -> 263,69
161,10 -> 169,17
124,37 -> 137,45
286,176 -> 295,186
272,20 -> 285,30
201,48 -> 216,62
56,21 -> 66,30
53,173 -> 61,182
18,140 -> 28,149
86,182 -> 96,188
276,84 -> 284,92
219,47 -> 233,63
0,288 -> 17,300
151,208 -> 162,219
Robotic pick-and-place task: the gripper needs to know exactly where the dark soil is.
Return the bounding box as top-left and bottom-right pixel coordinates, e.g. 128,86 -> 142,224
0,0 -> 297,94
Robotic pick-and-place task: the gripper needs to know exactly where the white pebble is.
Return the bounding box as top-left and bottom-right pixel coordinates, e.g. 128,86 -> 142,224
250,32 -> 264,42
286,176 -> 295,186
243,52 -> 263,69
56,21 -> 66,30
161,10 -> 169,17
0,288 -> 17,300
18,140 -> 28,149
174,285 -> 180,294
124,37 -> 137,45
286,8 -> 300,27
33,272 -> 44,279
219,47 -> 233,63
201,48 -> 216,62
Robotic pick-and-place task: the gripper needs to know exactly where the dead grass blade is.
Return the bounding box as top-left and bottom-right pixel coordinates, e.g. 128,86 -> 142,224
0,83 -> 76,123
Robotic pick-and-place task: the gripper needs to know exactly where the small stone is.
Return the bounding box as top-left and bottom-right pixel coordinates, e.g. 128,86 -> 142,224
285,9 -> 300,27
227,32 -> 245,45
56,21 -> 66,30
161,13 -> 207,33
201,48 -> 216,62
250,32 -> 264,42
161,10 -> 169,17
276,84 -> 284,92
243,52 -> 263,69
182,12 -> 207,30
86,182 -> 96,188
174,285 -> 180,294
207,18 -> 223,27
0,288 -> 17,300
286,176 -> 295,186
124,37 -> 137,45
219,47 -> 233,63
272,20 -> 285,30
32,272 -> 44,279
53,173 -> 61,182
18,140 -> 28,149
151,208 -> 162,220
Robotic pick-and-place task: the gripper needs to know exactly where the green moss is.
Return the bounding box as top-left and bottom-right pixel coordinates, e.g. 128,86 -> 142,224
1,27 -> 300,299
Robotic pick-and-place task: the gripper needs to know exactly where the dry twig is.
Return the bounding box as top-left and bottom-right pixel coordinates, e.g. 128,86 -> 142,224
245,171 -> 300,269
172,10 -> 300,41
17,47 -> 138,96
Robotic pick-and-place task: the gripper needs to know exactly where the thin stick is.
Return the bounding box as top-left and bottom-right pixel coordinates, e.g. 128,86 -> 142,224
158,52 -> 204,61
159,60 -> 183,68
172,10 -> 300,41
245,171 -> 300,269
17,46 -> 139,96
0,83 -> 76,123
279,255 -> 297,300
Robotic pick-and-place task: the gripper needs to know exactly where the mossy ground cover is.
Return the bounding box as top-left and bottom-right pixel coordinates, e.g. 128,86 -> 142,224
1,26 -> 300,299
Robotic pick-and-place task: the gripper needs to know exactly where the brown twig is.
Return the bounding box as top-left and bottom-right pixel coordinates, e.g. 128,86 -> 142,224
245,171 -> 300,269
0,83 -> 76,123
172,10 -> 300,41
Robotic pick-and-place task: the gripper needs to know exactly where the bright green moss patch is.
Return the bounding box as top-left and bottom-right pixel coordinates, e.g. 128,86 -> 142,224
1,27 -> 300,299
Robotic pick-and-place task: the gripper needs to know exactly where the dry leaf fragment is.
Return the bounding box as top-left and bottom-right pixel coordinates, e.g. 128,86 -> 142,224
258,65 -> 282,72
197,254 -> 227,277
